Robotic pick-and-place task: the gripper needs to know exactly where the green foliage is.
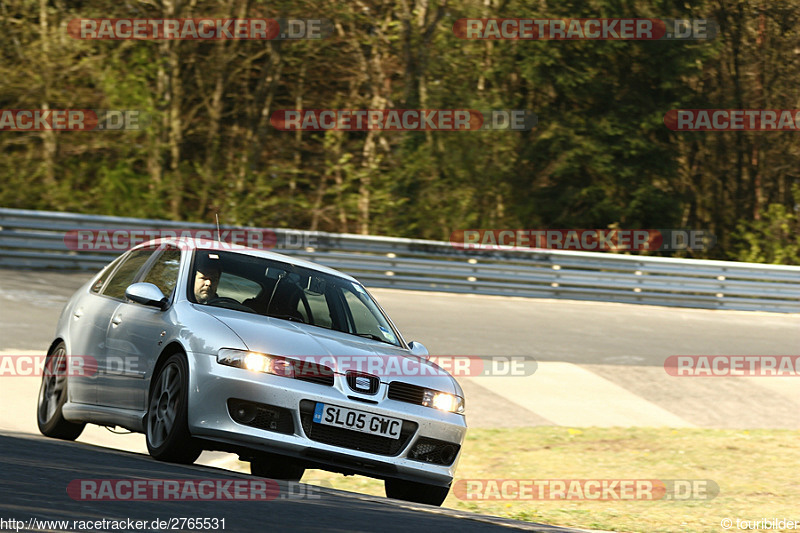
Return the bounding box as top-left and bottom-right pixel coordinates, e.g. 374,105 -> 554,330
0,0 -> 797,262
733,187 -> 800,264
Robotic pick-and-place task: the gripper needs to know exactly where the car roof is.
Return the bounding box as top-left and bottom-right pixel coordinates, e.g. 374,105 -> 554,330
134,237 -> 359,283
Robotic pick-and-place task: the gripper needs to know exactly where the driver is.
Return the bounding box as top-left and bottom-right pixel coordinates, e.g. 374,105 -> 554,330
193,260 -> 221,304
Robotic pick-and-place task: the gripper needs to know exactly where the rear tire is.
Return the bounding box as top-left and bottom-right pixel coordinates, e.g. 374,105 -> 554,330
385,478 -> 450,506
37,342 -> 85,440
145,353 -> 202,464
250,452 -> 305,481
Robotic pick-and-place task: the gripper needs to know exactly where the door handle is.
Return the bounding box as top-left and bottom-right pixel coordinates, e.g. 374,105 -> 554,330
73,309 -> 83,319
111,315 -> 122,326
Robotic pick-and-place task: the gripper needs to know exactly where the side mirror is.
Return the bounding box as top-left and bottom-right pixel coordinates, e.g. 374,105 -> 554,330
125,282 -> 168,310
408,341 -> 429,359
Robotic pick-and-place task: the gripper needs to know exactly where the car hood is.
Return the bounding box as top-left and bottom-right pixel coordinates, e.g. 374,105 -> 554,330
199,307 -> 460,394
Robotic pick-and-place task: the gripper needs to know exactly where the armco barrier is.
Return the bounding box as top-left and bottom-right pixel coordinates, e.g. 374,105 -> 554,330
1,207 -> 799,312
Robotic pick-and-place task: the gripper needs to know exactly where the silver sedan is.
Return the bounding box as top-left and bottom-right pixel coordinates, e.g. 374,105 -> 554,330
37,238 -> 466,506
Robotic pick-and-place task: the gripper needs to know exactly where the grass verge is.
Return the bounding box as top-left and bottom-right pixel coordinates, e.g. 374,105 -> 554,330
297,427 -> 800,533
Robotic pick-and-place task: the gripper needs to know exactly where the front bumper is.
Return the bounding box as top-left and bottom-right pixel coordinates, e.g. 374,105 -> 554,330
186,352 -> 467,487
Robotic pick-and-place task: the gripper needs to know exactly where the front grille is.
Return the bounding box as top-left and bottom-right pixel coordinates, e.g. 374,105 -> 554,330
346,371 -> 380,395
293,360 -> 335,387
227,399 -> 294,434
387,381 -> 426,405
299,400 -> 416,456
408,437 -> 460,466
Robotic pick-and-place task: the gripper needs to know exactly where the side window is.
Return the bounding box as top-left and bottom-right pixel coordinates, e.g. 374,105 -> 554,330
102,249 -> 154,300
91,254 -> 125,293
142,247 -> 182,299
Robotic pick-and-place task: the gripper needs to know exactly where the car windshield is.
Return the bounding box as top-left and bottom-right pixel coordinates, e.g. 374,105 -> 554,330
188,249 -> 401,346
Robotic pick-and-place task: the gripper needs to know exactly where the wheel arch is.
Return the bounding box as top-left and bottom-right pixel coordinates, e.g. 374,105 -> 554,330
149,341 -> 188,396
47,338 -> 66,356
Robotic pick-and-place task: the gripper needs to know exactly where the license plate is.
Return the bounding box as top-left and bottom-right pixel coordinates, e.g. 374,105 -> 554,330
313,403 -> 402,440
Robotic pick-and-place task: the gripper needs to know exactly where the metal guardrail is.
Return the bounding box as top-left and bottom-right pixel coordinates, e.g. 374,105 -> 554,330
1,207 -> 799,312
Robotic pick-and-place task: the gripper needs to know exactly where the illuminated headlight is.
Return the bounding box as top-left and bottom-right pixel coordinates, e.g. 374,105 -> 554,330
422,389 -> 465,414
217,349 -> 295,378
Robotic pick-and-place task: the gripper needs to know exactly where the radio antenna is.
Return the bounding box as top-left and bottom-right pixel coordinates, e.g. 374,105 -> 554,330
215,213 -> 221,241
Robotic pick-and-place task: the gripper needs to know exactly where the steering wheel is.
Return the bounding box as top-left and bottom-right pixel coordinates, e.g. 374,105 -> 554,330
206,296 -> 255,313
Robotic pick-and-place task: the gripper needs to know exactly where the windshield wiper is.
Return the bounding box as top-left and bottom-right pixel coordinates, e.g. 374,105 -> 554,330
353,332 -> 392,344
270,314 -> 305,323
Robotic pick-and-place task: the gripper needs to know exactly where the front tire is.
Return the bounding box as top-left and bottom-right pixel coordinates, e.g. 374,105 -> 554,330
37,342 -> 85,440
145,353 -> 202,464
385,478 -> 450,506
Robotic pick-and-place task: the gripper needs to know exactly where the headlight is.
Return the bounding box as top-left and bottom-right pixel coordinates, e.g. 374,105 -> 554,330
217,349 -> 295,378
422,389 -> 465,414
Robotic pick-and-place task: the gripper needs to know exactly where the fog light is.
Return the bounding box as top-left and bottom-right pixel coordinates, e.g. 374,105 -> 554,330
409,438 -> 461,466
440,444 -> 457,464
231,402 -> 257,424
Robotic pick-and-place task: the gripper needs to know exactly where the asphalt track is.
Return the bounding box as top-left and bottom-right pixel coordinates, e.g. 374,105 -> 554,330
1,269 -> 799,532
2,269 -> 798,429
0,431 -> 574,533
